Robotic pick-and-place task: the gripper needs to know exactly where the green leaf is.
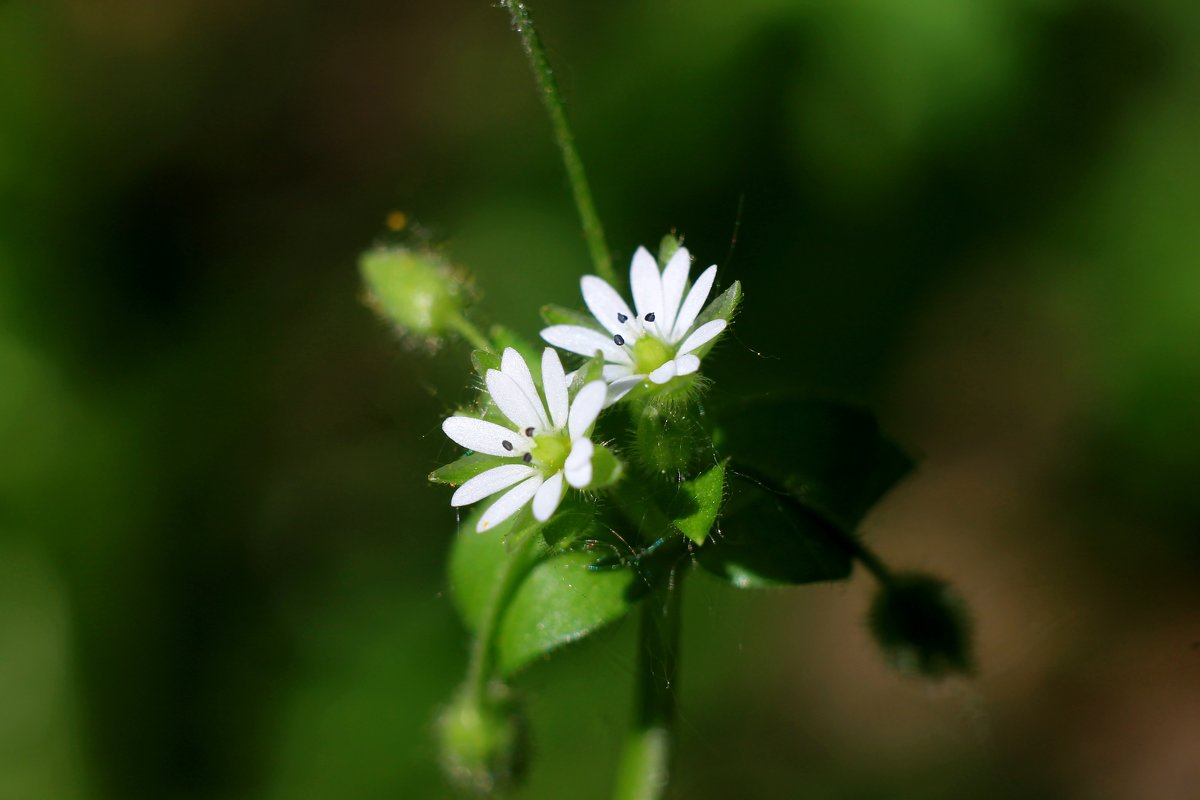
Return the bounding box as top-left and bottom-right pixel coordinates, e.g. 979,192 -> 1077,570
698,472 -> 851,587
540,304 -> 601,330
669,460 -> 726,546
715,397 -> 912,532
430,453 -> 506,485
539,496 -> 606,549
448,507 -> 542,632
495,548 -> 639,676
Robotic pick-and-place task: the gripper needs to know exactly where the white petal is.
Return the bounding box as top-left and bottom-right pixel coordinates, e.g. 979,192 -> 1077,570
451,464 -> 536,506
442,416 -> 525,457
486,369 -> 544,431
659,246 -> 690,336
477,475 -> 543,532
602,363 -> 634,381
568,380 -> 607,440
581,276 -> 635,336
670,265 -> 717,343
629,246 -> 665,336
676,319 -> 727,356
604,375 -> 644,406
541,348 -> 569,430
501,348 -> 549,428
674,354 -> 701,376
531,471 -> 566,521
541,325 -> 632,365
648,361 -> 677,384
564,438 -> 594,487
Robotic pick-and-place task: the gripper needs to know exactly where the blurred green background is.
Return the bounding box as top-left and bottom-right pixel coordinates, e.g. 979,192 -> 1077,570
2,0 -> 1199,798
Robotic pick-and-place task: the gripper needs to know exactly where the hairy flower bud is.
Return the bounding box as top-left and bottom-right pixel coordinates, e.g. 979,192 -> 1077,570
360,246 -> 468,341
436,686 -> 528,794
868,572 -> 973,680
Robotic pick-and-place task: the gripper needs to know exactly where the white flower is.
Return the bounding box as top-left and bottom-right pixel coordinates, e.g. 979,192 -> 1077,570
541,246 -> 728,403
441,347 -> 607,532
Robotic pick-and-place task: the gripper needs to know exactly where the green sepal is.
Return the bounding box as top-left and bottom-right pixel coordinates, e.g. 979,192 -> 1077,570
568,352 -> 608,393
697,472 -> 851,587
489,326 -> 543,383
430,453 -> 507,485
540,304 -> 602,330
495,548 -> 639,676
691,281 -> 741,357
586,443 -> 623,490
657,233 -> 683,266
669,460 -> 726,546
471,348 -> 501,378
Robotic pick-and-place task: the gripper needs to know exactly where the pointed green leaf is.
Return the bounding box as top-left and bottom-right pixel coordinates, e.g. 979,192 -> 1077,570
698,472 -> 851,587
495,549 -> 639,676
430,453 -> 506,485
669,460 -> 726,546
715,397 -> 912,532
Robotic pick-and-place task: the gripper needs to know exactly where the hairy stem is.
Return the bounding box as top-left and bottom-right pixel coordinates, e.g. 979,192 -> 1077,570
449,314 -> 494,353
463,528 -> 536,704
499,1 -> 615,283
613,568 -> 682,800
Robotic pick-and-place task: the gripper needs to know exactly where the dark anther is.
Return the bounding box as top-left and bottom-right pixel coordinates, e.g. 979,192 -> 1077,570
644,312 -> 656,322
613,334 -> 625,346
502,440 -> 513,451
617,312 -> 628,323
523,453 -> 533,463
525,427 -> 535,437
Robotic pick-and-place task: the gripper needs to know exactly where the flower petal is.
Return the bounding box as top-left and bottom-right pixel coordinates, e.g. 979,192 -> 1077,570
568,380 -> 607,440
629,246 -> 665,336
451,464 -> 536,506
659,246 -> 690,337
604,375 -> 644,406
541,325 -> 632,365
648,361 -> 677,384
602,363 -> 634,381
581,276 -> 635,336
564,437 -> 594,487
487,369 -> 545,432
531,470 -> 566,521
674,354 -> 701,376
501,348 -> 549,428
670,265 -> 717,343
477,475 -> 544,532
676,319 -> 727,356
541,348 -> 569,429
442,416 -> 525,457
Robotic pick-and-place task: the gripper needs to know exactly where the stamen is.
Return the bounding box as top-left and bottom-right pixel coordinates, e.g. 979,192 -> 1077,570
523,452 -> 533,463
617,312 -> 628,324
502,440 -> 513,451
525,426 -> 535,437
613,334 -> 625,346
644,312 -> 656,322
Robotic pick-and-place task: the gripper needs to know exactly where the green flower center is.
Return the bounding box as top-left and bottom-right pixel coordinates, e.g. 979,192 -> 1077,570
631,336 -> 673,375
531,433 -> 570,473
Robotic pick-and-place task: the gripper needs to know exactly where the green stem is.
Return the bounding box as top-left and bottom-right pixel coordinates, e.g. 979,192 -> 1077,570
500,1 -> 615,284
463,529 -> 537,704
450,314 -> 494,353
613,569 -> 682,800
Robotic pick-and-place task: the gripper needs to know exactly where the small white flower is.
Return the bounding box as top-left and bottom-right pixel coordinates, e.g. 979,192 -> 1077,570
441,347 -> 607,532
541,246 -> 728,403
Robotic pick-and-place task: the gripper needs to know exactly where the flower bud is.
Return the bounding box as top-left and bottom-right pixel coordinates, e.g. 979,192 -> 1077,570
359,246 -> 468,340
868,572 -> 973,680
435,685 -> 528,794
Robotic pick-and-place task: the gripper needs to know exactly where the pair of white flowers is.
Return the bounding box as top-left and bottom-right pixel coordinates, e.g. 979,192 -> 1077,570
441,246 -> 730,531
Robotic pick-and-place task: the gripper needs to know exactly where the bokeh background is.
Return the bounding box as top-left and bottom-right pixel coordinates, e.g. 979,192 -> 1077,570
2,0 -> 1199,798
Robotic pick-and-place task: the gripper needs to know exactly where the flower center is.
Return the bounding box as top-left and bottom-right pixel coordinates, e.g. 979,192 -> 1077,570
631,336 -> 672,375
531,433 -> 570,473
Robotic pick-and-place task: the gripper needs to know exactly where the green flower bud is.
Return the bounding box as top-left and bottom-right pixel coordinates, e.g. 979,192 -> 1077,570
436,685 -> 528,795
868,572 -> 974,680
634,398 -> 708,476
359,246 -> 469,341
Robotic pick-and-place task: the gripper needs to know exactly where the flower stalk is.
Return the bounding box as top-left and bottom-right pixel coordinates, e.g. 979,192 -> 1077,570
499,1 -> 614,284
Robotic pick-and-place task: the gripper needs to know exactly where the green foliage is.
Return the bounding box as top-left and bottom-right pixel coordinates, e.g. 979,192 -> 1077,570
698,473 -> 851,587
541,304 -> 601,330
692,281 -> 742,337
359,246 -> 466,339
496,548 -> 639,676
448,509 -> 542,633
669,460 -> 726,546
471,348 -> 501,377
436,685 -> 528,794
716,397 -> 912,532
587,443 -> 625,489
868,572 -> 974,679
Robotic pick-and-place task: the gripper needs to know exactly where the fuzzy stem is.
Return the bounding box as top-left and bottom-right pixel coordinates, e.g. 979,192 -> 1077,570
499,1 -> 615,283
449,314 -> 494,353
613,569 -> 682,800
463,529 -> 536,704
